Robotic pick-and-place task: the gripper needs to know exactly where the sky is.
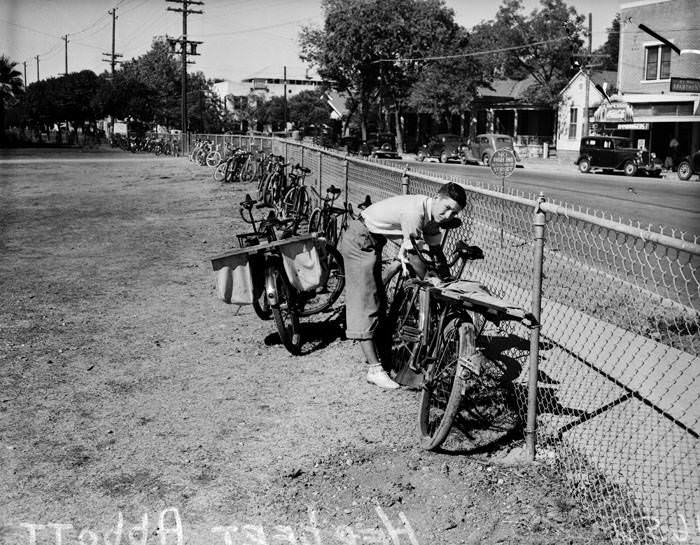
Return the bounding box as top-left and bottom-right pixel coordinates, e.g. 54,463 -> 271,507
1,0 -> 621,85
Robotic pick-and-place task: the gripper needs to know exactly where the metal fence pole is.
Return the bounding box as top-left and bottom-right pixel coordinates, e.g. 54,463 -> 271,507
285,141 -> 289,164
402,165 -> 410,194
318,152 -> 323,201
301,146 -> 304,168
526,192 -> 546,461
344,156 -> 349,202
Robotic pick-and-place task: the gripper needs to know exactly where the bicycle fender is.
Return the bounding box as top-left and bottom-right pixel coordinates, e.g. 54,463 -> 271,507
457,322 -> 482,376
265,269 -> 279,306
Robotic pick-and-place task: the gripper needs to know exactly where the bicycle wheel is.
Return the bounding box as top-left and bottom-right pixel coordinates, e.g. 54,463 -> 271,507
418,317 -> 473,451
383,276 -> 424,388
269,266 -> 302,355
206,150 -> 222,167
307,208 -> 322,234
240,157 -> 255,182
298,245 -> 345,316
213,162 -> 227,182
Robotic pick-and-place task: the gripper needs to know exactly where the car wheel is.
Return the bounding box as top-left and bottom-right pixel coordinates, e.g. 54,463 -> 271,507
417,152 -> 425,162
578,158 -> 591,174
623,161 -> 638,176
677,160 -> 693,181
482,153 -> 490,166
440,152 -> 448,164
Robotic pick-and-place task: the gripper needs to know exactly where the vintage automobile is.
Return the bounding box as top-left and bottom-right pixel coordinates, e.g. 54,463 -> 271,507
368,132 -> 401,159
575,136 -> 662,177
677,150 -> 700,181
468,133 -> 520,166
417,133 -> 467,163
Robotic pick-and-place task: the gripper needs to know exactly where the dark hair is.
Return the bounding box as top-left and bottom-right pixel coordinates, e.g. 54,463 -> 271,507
437,182 -> 467,209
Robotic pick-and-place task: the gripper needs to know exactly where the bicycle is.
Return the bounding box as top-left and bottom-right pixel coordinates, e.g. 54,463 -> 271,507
281,164 -> 313,219
232,194 -> 345,352
307,186 -> 372,247
381,234 -> 537,451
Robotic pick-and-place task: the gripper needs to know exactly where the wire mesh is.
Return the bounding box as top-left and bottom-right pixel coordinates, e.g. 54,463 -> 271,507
199,136 -> 700,544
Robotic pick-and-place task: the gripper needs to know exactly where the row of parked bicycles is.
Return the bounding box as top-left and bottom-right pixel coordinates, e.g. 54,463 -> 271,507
210,151 -> 539,451
110,134 -> 181,156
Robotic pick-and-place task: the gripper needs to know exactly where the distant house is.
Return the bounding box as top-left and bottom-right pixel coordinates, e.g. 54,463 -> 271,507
470,74 -> 556,158
556,70 -> 617,162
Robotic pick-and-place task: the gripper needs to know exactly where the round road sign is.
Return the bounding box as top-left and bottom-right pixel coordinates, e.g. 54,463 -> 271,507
490,148 -> 517,178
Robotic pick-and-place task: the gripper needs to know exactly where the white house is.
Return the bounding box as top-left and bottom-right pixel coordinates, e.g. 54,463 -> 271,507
556,70 -> 617,161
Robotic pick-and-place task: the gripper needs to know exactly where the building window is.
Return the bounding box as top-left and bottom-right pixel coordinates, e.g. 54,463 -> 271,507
645,45 -> 672,80
568,107 -> 578,139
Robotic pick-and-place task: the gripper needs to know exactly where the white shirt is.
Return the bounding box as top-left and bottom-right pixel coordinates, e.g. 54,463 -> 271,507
361,194 -> 442,250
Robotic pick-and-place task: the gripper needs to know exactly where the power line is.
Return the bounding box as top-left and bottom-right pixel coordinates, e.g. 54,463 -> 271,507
372,37 -> 570,64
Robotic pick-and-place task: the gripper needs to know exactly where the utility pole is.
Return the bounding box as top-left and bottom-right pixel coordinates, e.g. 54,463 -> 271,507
35,55 -> 40,82
102,8 -> 123,78
166,0 -> 204,136
62,34 -> 69,75
582,12 -> 592,138
283,65 -> 288,131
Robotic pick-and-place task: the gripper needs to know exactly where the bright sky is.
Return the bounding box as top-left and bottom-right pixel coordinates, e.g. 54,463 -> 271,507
1,0 -> 620,84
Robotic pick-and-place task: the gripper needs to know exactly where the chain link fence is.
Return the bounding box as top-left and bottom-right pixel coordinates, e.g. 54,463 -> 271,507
192,134 -> 699,544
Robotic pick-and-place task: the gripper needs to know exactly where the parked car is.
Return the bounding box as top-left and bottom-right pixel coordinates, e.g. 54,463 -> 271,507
417,133 -> 466,163
369,132 -> 401,159
468,133 -> 520,166
677,150 -> 700,181
575,136 -> 662,177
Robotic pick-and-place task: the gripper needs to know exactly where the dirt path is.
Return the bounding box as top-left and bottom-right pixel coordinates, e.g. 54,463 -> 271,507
0,149 -> 610,544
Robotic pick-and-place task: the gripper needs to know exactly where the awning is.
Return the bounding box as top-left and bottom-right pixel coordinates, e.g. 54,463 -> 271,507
593,101 -> 634,123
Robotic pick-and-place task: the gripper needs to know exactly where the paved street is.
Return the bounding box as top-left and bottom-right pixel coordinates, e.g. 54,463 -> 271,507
393,158 -> 700,238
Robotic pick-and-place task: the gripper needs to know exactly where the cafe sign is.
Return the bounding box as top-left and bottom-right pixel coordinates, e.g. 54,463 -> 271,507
593,101 -> 634,123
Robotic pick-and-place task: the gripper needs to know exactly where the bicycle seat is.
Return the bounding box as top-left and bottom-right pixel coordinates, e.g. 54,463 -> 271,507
294,164 -> 311,174
240,193 -> 257,210
439,217 -> 462,230
455,241 -> 484,260
358,195 -> 372,210
326,185 -> 342,196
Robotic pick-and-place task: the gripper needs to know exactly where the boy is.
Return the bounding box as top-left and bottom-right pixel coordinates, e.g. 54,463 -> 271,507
339,182 -> 467,388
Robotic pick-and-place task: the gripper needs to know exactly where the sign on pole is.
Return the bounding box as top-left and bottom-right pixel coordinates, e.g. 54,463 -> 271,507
490,148 -> 517,178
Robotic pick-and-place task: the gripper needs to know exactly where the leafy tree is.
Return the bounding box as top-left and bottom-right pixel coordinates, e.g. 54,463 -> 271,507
469,0 -> 585,105
288,89 -> 332,131
0,55 -> 24,143
593,13 -> 620,71
300,0 -> 469,146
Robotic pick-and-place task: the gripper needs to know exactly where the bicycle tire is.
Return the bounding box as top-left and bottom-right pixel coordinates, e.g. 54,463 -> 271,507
269,266 -> 302,355
298,245 -> 345,316
240,157 -> 255,182
325,215 -> 339,247
307,208 -> 322,234
213,162 -> 227,182
418,317 -> 471,451
206,150 -> 222,167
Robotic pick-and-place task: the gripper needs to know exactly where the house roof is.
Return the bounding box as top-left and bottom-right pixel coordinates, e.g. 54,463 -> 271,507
558,70 -> 618,97
477,74 -> 538,100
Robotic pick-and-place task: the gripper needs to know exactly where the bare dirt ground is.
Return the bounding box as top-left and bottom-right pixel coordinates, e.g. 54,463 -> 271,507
0,147 -> 611,545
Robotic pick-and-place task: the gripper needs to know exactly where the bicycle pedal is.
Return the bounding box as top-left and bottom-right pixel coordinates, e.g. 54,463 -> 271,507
459,351 -> 486,377
399,326 -> 422,343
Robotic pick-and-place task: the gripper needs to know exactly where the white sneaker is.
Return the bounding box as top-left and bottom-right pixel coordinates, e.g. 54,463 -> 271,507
366,365 -> 400,389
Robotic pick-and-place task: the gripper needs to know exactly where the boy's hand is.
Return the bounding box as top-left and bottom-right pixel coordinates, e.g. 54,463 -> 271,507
397,246 -> 410,276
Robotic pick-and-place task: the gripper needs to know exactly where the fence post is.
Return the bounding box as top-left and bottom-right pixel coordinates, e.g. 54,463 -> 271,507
344,155 -> 349,204
526,192 -> 546,461
318,152 -> 323,202
301,146 -> 304,168
285,141 -> 289,164
401,165 -> 410,194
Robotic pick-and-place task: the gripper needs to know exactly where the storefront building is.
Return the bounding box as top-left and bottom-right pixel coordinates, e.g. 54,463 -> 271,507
613,0 -> 700,161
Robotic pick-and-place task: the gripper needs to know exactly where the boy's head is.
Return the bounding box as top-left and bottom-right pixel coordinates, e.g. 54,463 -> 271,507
432,182 -> 466,223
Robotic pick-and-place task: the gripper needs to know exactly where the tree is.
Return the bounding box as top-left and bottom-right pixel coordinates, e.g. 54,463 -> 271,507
593,13 -> 620,71
0,55 -> 24,144
300,0 -> 469,146
288,90 -> 332,132
469,0 -> 585,105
